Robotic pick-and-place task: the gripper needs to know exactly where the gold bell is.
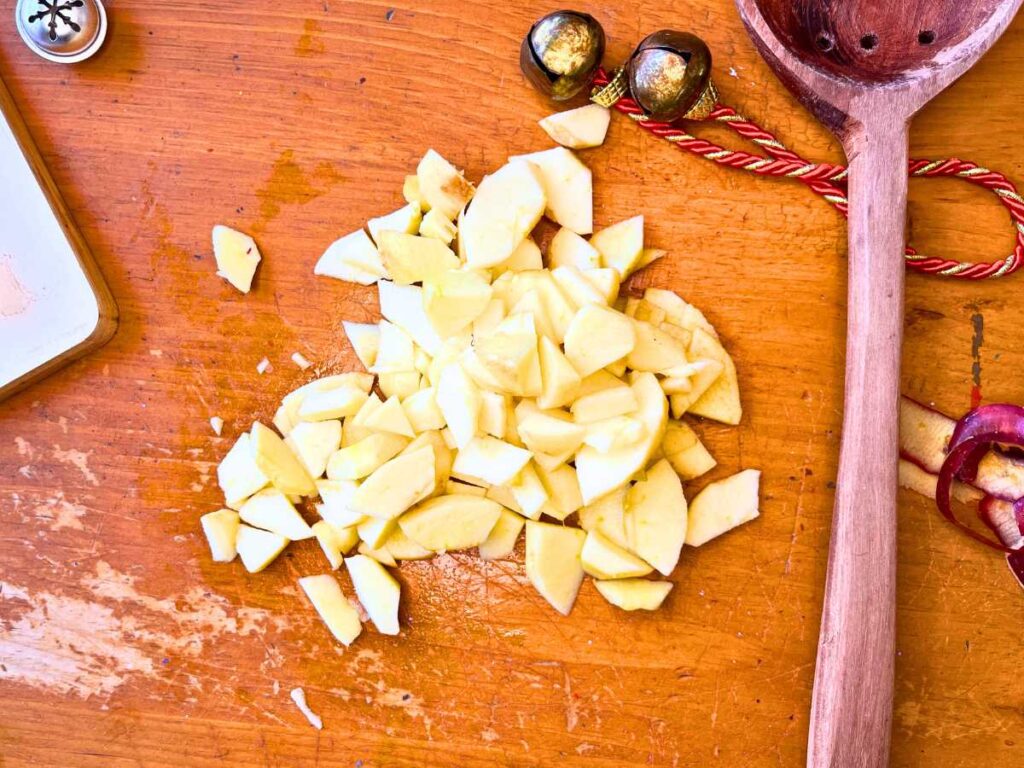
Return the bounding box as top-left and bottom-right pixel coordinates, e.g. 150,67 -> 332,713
520,10 -> 605,101
627,30 -> 717,121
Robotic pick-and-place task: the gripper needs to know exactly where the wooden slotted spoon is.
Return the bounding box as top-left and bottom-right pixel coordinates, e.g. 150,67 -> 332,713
733,2 -> 1022,766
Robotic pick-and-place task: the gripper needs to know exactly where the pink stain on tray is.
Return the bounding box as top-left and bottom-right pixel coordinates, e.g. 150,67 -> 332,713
0,255 -> 33,317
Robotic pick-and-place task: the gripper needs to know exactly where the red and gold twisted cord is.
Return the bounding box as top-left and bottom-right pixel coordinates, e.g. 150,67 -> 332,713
592,67 -> 1024,280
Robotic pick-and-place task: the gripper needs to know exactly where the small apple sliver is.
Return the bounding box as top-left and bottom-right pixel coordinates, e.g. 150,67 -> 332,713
399,495 -> 502,552
685,469 -> 761,547
595,579 -> 673,611
525,521 -> 586,616
212,225 -> 261,293
346,555 -> 401,635
299,574 -> 362,645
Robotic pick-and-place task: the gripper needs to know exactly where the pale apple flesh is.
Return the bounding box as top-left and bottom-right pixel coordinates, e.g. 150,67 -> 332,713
299,574 -> 363,645
212,225 -> 261,293
685,469 -> 761,547
346,555 -> 401,635
595,579 -> 673,611
201,509 -> 241,562
538,104 -> 611,149
204,138 -> 759,645
525,521 -> 586,616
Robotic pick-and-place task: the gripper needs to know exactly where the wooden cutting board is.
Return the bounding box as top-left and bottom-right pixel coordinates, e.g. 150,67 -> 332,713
1,2 -> 1022,767
0,75 -> 116,401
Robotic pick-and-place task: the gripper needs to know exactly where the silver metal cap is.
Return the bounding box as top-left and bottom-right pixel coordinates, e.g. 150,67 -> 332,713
15,0 -> 107,64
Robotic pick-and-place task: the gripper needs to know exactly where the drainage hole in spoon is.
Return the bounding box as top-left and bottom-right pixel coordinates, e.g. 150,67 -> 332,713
860,33 -> 879,51
918,30 -> 936,45
815,33 -> 834,52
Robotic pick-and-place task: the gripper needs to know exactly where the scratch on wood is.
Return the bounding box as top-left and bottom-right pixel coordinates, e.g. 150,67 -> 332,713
563,668 -> 579,733
970,311 -> 984,408
51,445 -> 100,486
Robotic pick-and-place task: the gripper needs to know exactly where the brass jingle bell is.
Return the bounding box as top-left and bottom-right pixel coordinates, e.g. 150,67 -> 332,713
520,10 -> 605,101
628,30 -> 716,122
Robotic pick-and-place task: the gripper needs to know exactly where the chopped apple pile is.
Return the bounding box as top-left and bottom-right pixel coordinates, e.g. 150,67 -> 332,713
202,147 -> 761,645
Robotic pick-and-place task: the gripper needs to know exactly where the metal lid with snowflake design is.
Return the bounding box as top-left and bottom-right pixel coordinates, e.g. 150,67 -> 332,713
15,0 -> 107,64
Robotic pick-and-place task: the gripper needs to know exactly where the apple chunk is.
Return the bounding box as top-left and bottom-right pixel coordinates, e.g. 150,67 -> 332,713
452,436 -> 532,487
239,488 -> 315,541
345,555 -> 401,635
563,304 -> 636,377
298,380 -> 371,422
377,231 -> 459,285
627,319 -> 688,372
217,432 -> 269,509
590,216 -> 643,277
624,459 -> 687,575
582,415 -> 646,453
570,382 -> 638,424
212,225 -> 261,293
378,280 -> 444,356
401,430 -> 453,494
371,320 -> 416,374
315,229 -> 388,285
435,362 -> 481,448
342,321 -> 381,370
367,202 -> 422,245
478,508 -> 526,560
525,521 -> 586,616
326,433 -> 410,480
517,411 -> 584,456
384,526 -> 434,561
349,445 -> 436,520
399,495 -> 503,551
299,574 -> 363,646
418,208 -> 457,244
416,149 -> 474,220
577,486 -> 629,550
493,238 -> 543,276
643,288 -> 718,338
250,422 -> 316,497
548,227 -> 601,270
537,335 -> 581,410
423,269 -> 493,338
581,530 -> 653,579
536,463 -> 583,520
511,147 -> 593,234
538,104 -> 611,149
312,520 -> 355,569
471,313 -> 542,397
575,373 -> 667,504
662,420 -> 716,481
357,517 -> 396,549
552,265 -> 606,309
685,469 -> 761,547
359,540 -> 397,566
361,395 -> 416,438
236,524 -> 288,573
461,160 -> 547,269
316,479 -> 365,528
668,357 -> 725,420
288,420 -> 342,478
507,462 -> 549,520
201,509 -> 241,562
402,387 -> 446,433
595,579 -> 673,611
686,328 -> 742,425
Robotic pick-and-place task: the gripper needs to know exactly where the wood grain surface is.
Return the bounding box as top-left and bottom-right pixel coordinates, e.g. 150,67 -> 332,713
1,2 -> 1023,766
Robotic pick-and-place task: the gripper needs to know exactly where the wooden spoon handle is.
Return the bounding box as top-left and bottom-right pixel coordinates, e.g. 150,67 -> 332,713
807,121 -> 906,768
